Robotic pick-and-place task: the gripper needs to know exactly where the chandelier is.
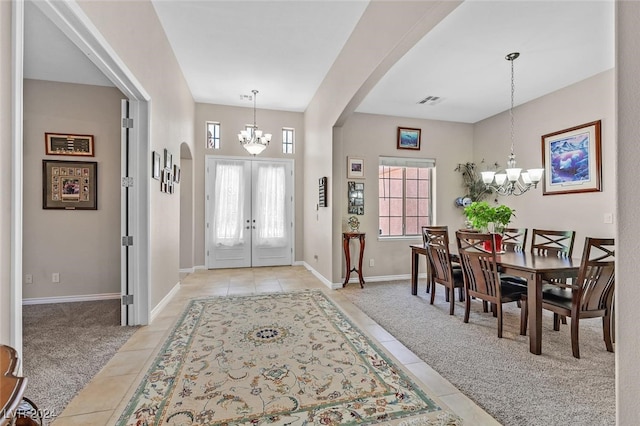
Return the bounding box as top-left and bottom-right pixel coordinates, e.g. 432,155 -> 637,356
238,89 -> 271,155
480,52 -> 544,196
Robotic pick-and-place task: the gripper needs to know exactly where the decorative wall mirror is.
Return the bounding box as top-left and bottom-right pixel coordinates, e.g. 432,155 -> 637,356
348,181 -> 364,215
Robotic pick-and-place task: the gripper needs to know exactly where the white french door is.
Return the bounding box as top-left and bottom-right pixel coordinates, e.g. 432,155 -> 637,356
205,156 -> 293,269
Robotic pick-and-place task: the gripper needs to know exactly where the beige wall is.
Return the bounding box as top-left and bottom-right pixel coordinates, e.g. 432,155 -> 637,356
1,0 -> 13,342
193,103 -> 305,267
304,1 -> 463,283
22,79 -> 123,298
77,0 -> 195,309
473,69 -> 616,256
339,113 -> 473,278
616,1 -> 640,422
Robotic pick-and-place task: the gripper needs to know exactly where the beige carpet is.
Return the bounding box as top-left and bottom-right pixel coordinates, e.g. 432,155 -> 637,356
339,281 -> 615,426
116,290 -> 462,425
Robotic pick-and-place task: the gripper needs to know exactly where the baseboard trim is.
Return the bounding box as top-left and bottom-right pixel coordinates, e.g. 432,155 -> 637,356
23,293 -> 121,305
301,262 -> 340,289
179,267 -> 195,274
150,281 -> 181,323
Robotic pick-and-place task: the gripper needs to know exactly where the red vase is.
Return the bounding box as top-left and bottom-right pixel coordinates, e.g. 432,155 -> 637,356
483,233 -> 503,252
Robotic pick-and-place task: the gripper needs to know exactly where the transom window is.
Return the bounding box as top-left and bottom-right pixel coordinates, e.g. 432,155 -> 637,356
378,157 -> 434,237
206,121 -> 220,149
282,128 -> 294,154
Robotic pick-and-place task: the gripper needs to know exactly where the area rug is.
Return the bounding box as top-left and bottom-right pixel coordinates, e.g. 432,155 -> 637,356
116,290 -> 461,425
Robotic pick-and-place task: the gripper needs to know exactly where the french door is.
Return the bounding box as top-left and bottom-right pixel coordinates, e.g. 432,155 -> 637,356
205,156 -> 293,268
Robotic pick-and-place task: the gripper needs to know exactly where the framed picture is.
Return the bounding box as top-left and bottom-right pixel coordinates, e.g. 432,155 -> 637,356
45,133 -> 94,156
164,148 -> 172,170
173,164 -> 181,183
397,127 -> 421,150
348,181 -> 364,215
152,151 -> 161,180
43,159 -> 97,210
347,157 -> 364,179
542,120 -> 602,195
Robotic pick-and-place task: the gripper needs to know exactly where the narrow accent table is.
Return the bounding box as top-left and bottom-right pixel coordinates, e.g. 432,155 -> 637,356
342,232 -> 365,288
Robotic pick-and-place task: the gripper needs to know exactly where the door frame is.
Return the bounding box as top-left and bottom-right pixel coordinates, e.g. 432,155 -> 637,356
11,0 -> 151,350
205,155 -> 295,269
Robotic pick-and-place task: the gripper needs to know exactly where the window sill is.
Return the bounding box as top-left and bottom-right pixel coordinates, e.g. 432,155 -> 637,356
377,235 -> 422,242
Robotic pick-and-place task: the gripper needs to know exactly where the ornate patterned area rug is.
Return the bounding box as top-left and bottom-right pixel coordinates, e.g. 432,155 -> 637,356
116,290 -> 461,425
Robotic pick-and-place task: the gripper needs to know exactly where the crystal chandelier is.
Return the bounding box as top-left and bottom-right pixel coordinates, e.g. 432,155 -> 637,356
481,52 -> 544,196
238,89 -> 271,155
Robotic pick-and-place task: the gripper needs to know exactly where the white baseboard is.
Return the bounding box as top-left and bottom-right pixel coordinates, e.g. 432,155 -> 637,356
301,262 -> 340,289
150,281 -> 181,323
194,265 -> 206,270
179,267 -> 195,274
23,293 -> 121,305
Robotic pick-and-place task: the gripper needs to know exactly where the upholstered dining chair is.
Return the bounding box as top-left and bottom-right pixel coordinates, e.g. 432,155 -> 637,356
456,230 -> 528,338
520,237 -> 615,358
424,227 -> 464,315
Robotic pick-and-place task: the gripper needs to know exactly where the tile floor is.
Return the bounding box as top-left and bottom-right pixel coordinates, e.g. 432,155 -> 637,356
52,266 -> 498,425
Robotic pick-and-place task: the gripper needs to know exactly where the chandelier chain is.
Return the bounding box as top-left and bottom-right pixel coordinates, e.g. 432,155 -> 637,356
510,56 -> 515,155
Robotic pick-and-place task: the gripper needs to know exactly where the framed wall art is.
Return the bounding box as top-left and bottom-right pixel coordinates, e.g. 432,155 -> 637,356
397,127 -> 421,150
347,157 -> 364,179
43,159 -> 97,210
45,133 -> 94,156
348,181 -> 364,215
541,120 -> 602,195
152,151 -> 161,180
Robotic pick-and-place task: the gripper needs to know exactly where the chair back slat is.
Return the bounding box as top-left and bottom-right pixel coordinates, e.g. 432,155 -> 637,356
501,227 -> 528,252
531,229 -> 576,257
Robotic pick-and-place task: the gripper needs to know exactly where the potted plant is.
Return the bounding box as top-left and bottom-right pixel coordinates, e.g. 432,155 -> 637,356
463,202 -> 515,251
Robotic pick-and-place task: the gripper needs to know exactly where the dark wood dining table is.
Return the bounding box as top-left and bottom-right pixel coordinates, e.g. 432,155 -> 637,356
410,244 -> 580,355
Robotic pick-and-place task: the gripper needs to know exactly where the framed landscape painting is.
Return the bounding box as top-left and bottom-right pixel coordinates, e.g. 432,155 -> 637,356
397,127 -> 421,150
541,120 -> 602,195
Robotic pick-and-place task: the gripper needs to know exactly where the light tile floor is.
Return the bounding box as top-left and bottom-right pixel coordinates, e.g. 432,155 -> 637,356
52,266 -> 498,425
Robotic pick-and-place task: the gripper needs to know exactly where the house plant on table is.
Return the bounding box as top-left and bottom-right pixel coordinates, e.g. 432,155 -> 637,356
463,201 -> 515,251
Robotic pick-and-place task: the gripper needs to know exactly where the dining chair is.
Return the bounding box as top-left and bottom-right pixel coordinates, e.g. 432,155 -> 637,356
456,230 -> 528,338
422,226 -> 462,293
424,227 -> 464,315
520,237 -> 615,358
530,229 -> 576,257
501,227 -> 528,252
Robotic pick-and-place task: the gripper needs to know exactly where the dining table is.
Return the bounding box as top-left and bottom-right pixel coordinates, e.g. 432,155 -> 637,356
410,244 -> 580,355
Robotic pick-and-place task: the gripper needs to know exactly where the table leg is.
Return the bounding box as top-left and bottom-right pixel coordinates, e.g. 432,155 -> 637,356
527,272 -> 543,355
357,235 -> 365,287
342,236 -> 351,287
411,248 -> 418,295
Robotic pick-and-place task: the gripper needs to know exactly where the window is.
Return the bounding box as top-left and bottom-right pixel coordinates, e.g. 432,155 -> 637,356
378,156 -> 434,237
206,121 -> 220,149
282,128 -> 294,154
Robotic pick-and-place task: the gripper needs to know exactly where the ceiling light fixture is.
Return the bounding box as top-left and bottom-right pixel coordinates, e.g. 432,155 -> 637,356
238,89 -> 271,156
481,52 -> 544,196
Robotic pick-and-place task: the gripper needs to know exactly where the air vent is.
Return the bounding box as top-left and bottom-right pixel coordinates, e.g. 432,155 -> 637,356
417,95 -> 442,105
239,94 -> 254,101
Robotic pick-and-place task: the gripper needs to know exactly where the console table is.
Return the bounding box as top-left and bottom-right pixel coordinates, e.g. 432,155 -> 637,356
342,232 -> 365,288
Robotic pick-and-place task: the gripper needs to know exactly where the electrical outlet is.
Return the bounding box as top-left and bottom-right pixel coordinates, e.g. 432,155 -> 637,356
603,213 -> 613,224
25,274 -> 33,284
369,258 -> 375,267
52,272 -> 60,283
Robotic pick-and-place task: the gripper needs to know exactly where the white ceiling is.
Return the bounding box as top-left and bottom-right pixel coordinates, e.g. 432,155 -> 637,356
24,0 -> 615,124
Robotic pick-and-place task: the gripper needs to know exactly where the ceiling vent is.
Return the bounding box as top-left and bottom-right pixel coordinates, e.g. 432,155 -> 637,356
417,95 -> 442,105
239,94 -> 254,101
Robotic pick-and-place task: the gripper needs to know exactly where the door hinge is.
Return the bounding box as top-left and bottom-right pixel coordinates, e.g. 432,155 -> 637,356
121,177 -> 134,187
122,294 -> 134,305
122,118 -> 134,128
122,236 -> 134,246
